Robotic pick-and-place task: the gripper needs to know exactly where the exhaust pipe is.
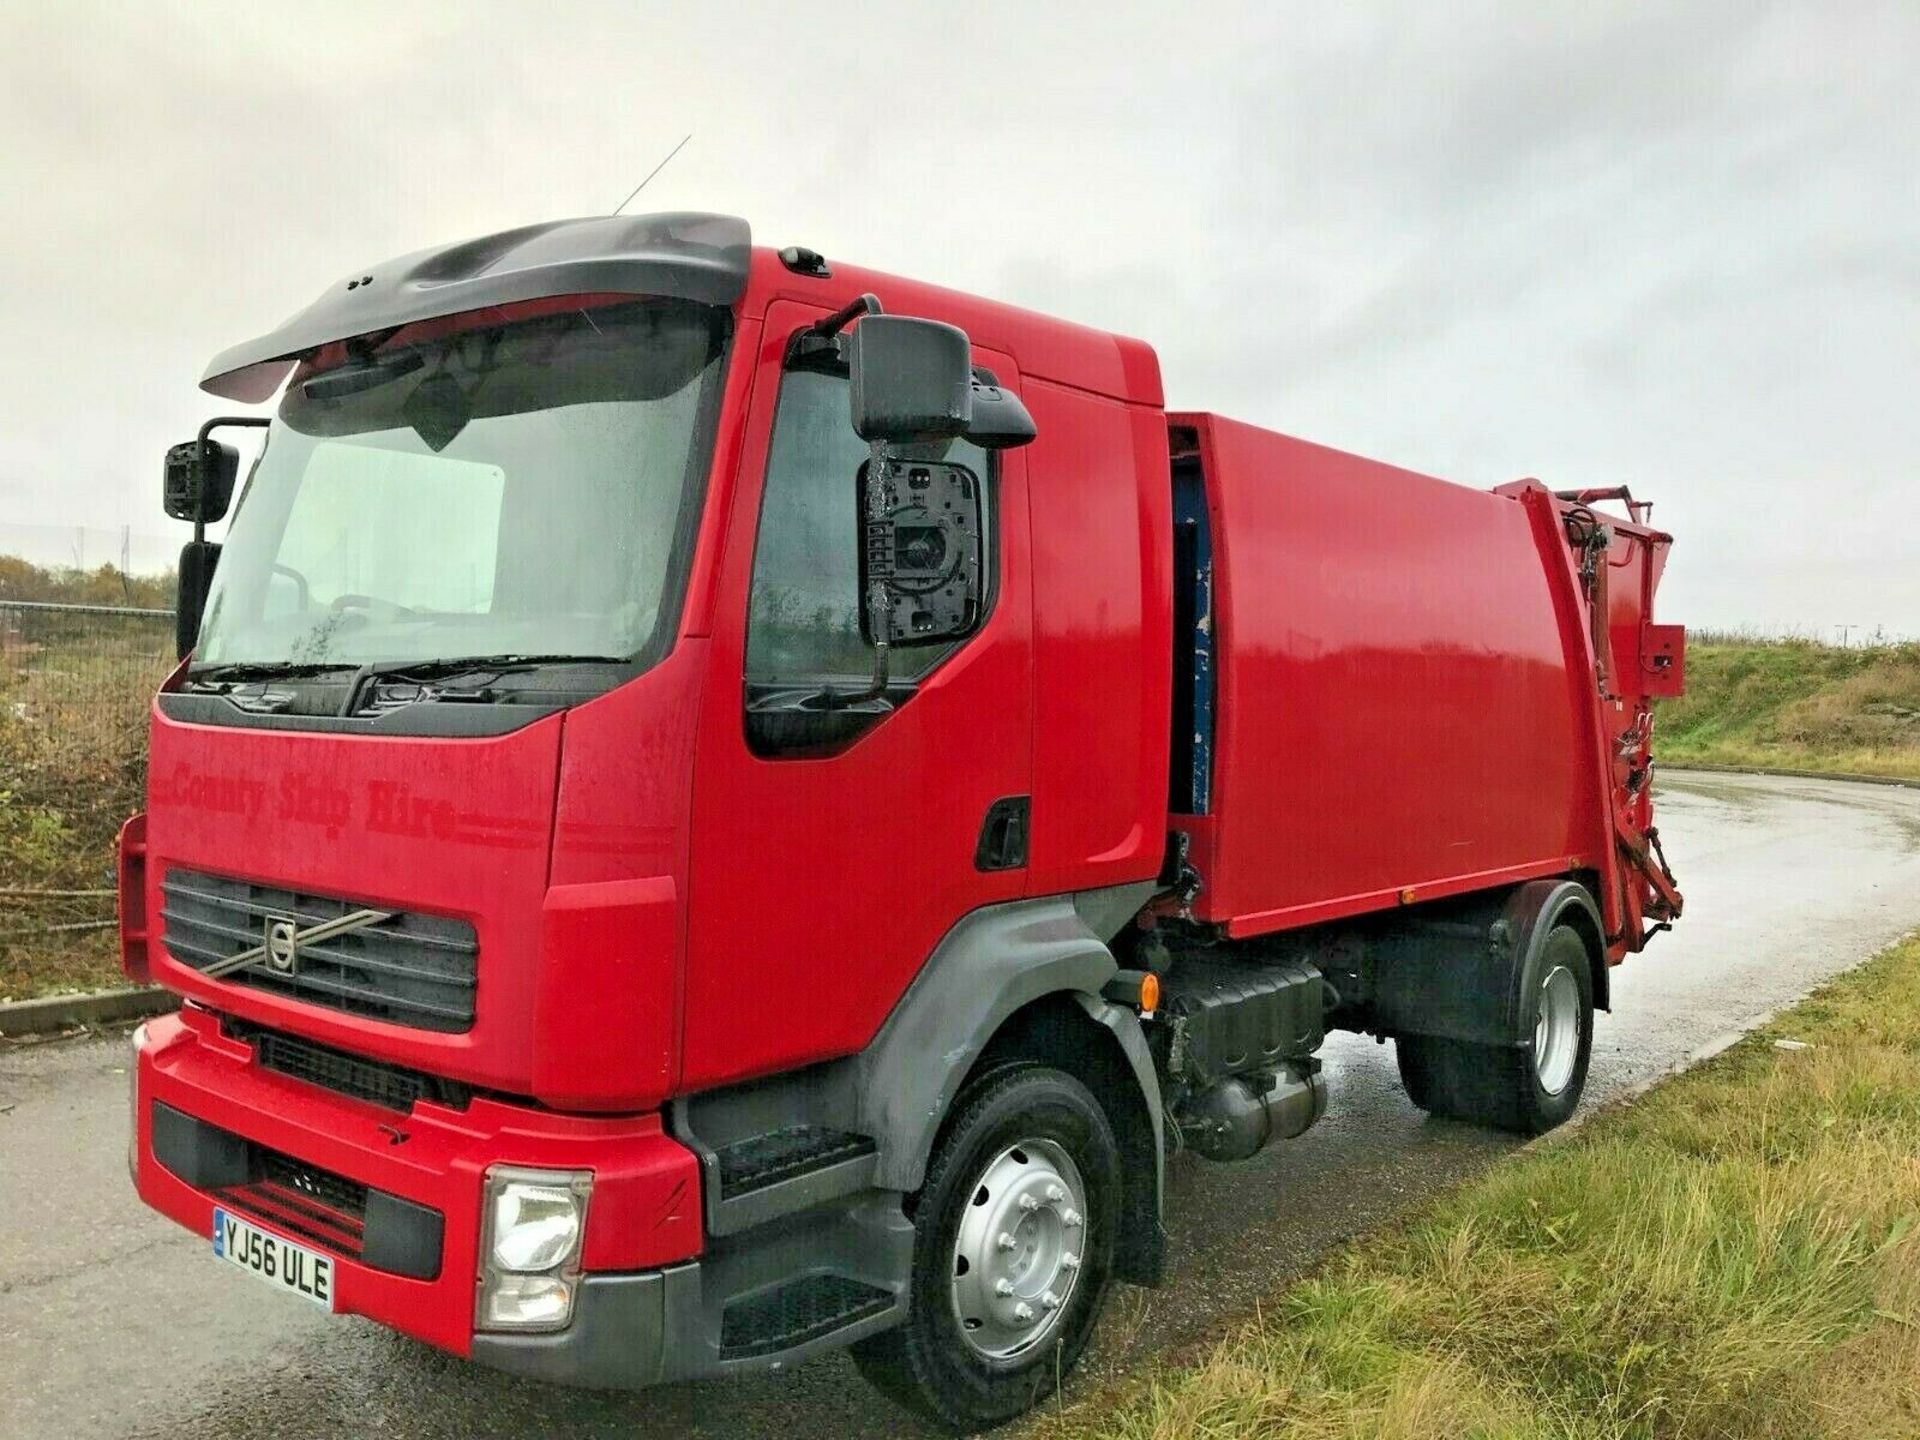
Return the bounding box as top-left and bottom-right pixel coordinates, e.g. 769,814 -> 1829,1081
1176,1062 -> 1327,1162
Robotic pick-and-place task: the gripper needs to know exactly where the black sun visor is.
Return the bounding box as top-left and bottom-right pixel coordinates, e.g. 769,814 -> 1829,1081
200,212 -> 751,402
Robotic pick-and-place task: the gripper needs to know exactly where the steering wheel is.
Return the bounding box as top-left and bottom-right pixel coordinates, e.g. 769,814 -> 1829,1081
327,592 -> 420,620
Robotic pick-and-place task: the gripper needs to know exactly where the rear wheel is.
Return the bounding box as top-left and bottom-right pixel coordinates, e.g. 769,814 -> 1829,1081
1396,924 -> 1595,1134
851,1064 -> 1119,1432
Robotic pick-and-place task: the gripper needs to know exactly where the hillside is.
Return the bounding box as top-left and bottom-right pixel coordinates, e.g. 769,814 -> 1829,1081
1659,637 -> 1920,780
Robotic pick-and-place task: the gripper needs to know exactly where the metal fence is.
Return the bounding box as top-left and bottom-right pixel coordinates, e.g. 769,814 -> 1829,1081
1,600 -> 175,769
1,601 -> 175,968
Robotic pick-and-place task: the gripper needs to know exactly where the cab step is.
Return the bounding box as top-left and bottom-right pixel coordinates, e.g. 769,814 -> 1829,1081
719,1273 -> 894,1360
715,1125 -> 875,1196
700,1123 -> 878,1236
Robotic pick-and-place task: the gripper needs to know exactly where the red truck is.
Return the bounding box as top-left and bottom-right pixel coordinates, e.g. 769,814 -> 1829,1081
123,212 -> 1683,1430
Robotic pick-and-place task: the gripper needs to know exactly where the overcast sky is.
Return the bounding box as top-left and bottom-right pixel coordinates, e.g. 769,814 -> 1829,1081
1,1 -> 1914,636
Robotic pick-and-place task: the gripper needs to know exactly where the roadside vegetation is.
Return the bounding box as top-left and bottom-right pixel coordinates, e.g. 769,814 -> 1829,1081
1,557 -> 169,1000
1033,933 -> 1920,1440
0,553 -> 175,610
1659,632 -> 1920,780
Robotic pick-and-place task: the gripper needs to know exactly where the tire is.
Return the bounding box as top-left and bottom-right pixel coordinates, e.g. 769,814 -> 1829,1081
851,1063 -> 1120,1432
1395,924 -> 1595,1135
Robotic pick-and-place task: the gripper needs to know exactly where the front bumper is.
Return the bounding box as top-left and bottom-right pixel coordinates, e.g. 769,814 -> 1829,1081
470,1224 -> 910,1389
132,1008 -> 703,1365
471,1266 -> 698,1387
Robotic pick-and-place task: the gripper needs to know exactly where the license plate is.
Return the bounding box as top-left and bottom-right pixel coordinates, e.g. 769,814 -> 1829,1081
212,1208 -> 335,1311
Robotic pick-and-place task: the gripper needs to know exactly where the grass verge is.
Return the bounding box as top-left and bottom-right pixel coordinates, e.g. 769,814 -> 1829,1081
1659,638 -> 1920,780
1034,935 -> 1920,1440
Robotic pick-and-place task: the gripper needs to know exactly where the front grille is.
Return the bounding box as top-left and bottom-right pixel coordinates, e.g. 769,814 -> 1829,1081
224,1018 -> 474,1113
161,870 -> 478,1032
216,1148 -> 369,1259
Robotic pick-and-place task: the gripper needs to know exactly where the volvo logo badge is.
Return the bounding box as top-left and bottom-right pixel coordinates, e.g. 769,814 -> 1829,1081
199,906 -> 394,981
264,917 -> 300,974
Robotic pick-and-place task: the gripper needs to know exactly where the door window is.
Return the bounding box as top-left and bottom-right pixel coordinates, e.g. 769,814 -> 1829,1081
746,368 -> 994,696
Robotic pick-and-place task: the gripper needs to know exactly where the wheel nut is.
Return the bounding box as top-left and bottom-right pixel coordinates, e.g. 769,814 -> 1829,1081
1041,1289 -> 1061,1311
994,1278 -> 1014,1296
1019,1194 -> 1040,1212
996,1231 -> 1017,1251
1061,1251 -> 1080,1270
1013,1302 -> 1034,1322
1045,1183 -> 1065,1204
1062,1207 -> 1083,1228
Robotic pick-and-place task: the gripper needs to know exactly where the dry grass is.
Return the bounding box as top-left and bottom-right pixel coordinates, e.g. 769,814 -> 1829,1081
1807,1238 -> 1920,1440
1034,937 -> 1920,1440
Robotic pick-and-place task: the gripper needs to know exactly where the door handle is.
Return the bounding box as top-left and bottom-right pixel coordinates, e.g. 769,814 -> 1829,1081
975,796 -> 1030,872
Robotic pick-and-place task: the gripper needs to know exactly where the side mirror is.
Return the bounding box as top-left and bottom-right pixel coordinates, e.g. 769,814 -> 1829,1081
848,316 -> 972,444
858,460 -> 984,648
175,540 -> 222,658
965,378 -> 1036,450
163,439 -> 240,524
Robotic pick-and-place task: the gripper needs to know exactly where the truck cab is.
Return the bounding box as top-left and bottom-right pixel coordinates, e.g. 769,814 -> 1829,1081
125,212 -> 1679,1430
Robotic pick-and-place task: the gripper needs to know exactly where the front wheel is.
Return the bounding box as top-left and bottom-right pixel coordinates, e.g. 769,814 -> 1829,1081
1396,923 -> 1595,1135
851,1063 -> 1119,1431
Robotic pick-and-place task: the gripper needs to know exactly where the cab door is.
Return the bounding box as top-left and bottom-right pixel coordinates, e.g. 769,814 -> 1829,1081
682,300 -> 1034,1090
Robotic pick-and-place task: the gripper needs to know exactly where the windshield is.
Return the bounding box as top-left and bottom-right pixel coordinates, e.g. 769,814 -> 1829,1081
195,297 -> 730,671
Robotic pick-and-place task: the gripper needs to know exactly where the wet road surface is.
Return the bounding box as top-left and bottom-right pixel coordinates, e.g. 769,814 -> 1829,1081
4,771 -> 1918,1439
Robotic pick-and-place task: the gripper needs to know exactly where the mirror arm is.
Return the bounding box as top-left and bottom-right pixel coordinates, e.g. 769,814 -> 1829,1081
852,439 -> 897,705
809,292 -> 883,341
785,293 -> 883,370
193,416 -> 269,542
862,583 -> 892,703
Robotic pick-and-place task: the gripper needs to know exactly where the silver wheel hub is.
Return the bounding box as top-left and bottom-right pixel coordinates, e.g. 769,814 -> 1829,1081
1533,964 -> 1581,1096
950,1139 -> 1086,1359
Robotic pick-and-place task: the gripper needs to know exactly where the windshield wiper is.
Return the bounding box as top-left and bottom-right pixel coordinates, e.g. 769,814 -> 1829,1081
186,661 -> 359,685
359,652 -> 625,681
343,653 -> 628,715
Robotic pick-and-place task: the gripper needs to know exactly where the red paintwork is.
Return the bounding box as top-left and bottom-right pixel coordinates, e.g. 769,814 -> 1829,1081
144,706 -> 563,1093
127,231 -> 1678,1360
134,1011 -> 701,1356
1021,386 -> 1172,898
677,271 -> 1170,1091
116,812 -> 150,983
679,304 -> 1035,1090
133,254 -> 1171,1119
1175,414 -> 1679,955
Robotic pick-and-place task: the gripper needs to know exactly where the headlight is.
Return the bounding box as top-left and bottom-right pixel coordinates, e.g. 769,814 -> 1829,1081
476,1166 -> 591,1333
489,1179 -> 584,1272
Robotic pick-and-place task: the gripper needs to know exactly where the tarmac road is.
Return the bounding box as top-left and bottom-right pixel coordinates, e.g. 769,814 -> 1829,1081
4,770 -> 1918,1439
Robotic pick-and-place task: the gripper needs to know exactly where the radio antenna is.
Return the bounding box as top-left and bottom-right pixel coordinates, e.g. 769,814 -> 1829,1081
613,134 -> 692,216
